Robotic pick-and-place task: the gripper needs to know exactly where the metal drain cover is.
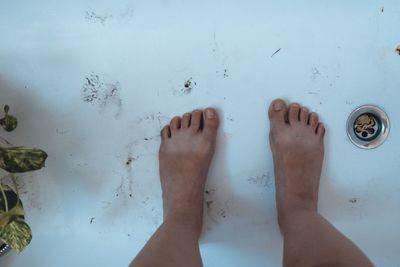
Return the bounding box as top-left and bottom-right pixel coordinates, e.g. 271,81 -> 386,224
0,243 -> 11,257
347,105 -> 390,149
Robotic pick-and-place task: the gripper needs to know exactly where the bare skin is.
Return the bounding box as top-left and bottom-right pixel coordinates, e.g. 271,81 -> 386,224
130,108 -> 219,267
131,100 -> 374,267
269,99 -> 374,267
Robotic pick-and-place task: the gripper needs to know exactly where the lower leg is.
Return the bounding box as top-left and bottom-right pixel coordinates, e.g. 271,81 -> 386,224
130,108 -> 220,267
281,210 -> 373,267
131,215 -> 202,267
268,99 -> 373,267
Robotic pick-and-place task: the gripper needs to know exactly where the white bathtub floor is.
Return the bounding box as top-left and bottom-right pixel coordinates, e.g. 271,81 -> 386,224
0,1 -> 400,266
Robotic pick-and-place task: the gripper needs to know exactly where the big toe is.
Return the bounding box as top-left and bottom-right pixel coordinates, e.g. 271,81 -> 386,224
268,99 -> 288,126
202,108 -> 220,140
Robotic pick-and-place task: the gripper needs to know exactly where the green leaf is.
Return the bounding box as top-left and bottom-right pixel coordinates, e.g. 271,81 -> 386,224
0,183 -> 25,227
0,105 -> 18,132
0,147 -> 48,173
0,218 -> 32,253
0,184 -> 19,213
0,182 -> 30,252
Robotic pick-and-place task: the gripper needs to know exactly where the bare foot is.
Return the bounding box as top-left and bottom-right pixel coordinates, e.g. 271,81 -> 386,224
159,108 -> 219,236
268,99 -> 325,232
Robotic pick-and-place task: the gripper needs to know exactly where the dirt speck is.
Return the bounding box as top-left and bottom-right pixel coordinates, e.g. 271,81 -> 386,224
381,7 -> 384,13
248,173 -> 273,189
223,69 -> 229,78
126,157 -> 136,166
218,209 -> 226,218
90,217 -> 95,224
311,67 -> 321,81
182,78 -> 196,94
396,46 -> 400,55
349,198 -> 358,203
85,9 -> 111,25
206,201 -> 214,208
56,128 -> 69,135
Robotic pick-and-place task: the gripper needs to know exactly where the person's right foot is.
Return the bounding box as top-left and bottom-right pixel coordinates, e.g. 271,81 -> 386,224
268,99 -> 325,232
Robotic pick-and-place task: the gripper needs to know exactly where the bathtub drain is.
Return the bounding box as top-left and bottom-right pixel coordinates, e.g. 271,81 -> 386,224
347,105 -> 389,149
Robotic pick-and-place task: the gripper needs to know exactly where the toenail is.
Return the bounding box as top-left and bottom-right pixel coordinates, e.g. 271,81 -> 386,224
205,109 -> 216,119
273,101 -> 284,111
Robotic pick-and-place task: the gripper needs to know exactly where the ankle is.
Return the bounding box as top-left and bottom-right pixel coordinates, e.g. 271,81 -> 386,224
278,207 -> 319,234
164,209 -> 203,237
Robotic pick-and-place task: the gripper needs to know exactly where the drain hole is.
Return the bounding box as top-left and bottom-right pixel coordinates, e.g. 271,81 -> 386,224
353,113 -> 381,141
347,105 -> 390,149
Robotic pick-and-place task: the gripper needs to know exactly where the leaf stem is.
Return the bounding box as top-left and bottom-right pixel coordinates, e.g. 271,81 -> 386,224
10,174 -> 20,207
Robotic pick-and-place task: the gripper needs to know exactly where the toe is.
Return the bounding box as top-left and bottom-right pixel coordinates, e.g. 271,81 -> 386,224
288,103 -> 301,125
190,110 -> 203,132
161,126 -> 171,140
170,116 -> 181,133
268,99 -> 288,124
181,113 -> 191,129
317,122 -> 326,136
308,112 -> 319,131
202,108 -> 220,139
300,107 -> 309,124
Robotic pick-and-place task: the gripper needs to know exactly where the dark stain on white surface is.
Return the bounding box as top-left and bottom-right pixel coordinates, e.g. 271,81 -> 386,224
212,31 -> 218,53
82,73 -> 122,117
381,6 -> 384,13
204,188 -> 229,224
137,112 -> 170,130
126,156 -> 138,166
141,197 -> 150,205
216,69 -> 229,78
247,173 -> 273,189
349,198 -> 358,203
56,128 -> 69,135
90,217 -> 95,224
223,69 -> 229,78
218,208 -> 227,218
270,48 -> 281,58
396,45 -> 400,55
311,67 -> 321,81
307,90 -> 320,96
85,9 -> 111,25
183,78 -> 196,94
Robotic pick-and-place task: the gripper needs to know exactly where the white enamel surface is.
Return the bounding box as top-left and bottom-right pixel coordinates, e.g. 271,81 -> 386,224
0,1 -> 399,266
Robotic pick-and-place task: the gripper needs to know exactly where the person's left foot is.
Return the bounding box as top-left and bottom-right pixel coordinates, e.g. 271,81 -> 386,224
159,108 -> 219,235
